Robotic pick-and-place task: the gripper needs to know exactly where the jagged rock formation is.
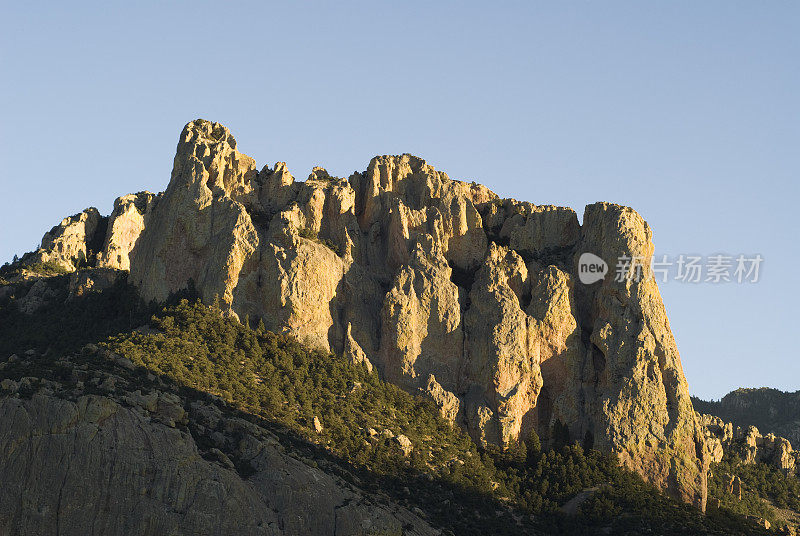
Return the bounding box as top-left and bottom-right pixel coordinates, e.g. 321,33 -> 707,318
0,359 -> 435,536
568,203 -> 709,508
699,413 -> 797,473
32,208 -> 104,270
16,119 -> 710,509
97,192 -> 158,270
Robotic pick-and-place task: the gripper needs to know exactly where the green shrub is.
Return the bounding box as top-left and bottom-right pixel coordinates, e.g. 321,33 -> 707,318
298,227 -> 317,240
297,227 -> 341,256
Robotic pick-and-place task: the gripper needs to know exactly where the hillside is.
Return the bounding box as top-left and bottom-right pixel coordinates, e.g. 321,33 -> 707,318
0,271 -> 786,535
694,390 -> 800,446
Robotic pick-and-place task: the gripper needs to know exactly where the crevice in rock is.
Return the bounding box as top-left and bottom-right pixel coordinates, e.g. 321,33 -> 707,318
86,216 -> 109,266
476,200 -> 506,242
591,344 -> 606,378
579,324 -> 592,348
447,262 -> 477,305
655,346 -> 679,434
536,386 -> 553,441
247,207 -> 274,231
484,230 -> 510,249
518,287 -> 532,311
525,245 -> 575,271
694,436 -> 704,462
583,430 -> 595,451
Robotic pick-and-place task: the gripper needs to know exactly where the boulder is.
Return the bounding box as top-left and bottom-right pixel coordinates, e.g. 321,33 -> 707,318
394,434 -> 413,456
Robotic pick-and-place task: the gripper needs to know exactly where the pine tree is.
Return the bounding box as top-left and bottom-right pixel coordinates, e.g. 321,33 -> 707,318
525,429 -> 542,459
551,420 -> 571,450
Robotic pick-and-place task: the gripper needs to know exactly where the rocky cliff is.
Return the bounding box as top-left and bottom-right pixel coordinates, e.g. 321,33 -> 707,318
15,119 -> 709,509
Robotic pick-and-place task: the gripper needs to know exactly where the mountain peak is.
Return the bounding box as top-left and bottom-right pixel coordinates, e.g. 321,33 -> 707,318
11,121 -> 710,509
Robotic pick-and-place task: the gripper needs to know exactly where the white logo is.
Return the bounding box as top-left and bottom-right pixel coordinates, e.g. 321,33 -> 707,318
578,253 -> 608,285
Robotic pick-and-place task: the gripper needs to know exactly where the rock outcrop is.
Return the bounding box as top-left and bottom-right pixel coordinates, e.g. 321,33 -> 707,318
570,203 -> 709,509
32,208 -> 104,270
699,413 -> 797,473
18,119 -> 710,509
97,192 -> 158,270
128,121 -> 259,309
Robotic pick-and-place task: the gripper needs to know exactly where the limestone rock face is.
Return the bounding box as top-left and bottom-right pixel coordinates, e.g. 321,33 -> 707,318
129,120 -> 259,308
233,236 -> 346,352
351,153 -> 495,274
29,120 -> 711,509
379,241 -> 464,392
525,265 -> 584,437
464,244 -> 540,446
0,388 -> 435,536
344,322 -> 372,373
502,204 -> 581,258
424,374 -> 462,423
33,208 -> 103,270
98,192 -> 157,270
573,203 -> 708,510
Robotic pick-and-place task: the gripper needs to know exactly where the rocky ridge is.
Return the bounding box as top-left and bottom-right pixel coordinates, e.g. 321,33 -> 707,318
9,119 -> 709,509
694,388 -> 800,447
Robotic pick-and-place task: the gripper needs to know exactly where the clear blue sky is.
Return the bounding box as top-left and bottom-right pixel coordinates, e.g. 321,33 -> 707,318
1,2 -> 797,399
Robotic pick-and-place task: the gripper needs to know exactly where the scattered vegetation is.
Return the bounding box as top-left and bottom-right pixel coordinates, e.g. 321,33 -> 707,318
297,227 -> 317,240
298,227 -> 341,256
708,450 -> 800,529
0,257 -> 72,281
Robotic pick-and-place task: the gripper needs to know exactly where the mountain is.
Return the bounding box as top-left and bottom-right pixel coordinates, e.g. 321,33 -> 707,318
1,119 -> 796,534
7,119 -> 709,508
694,388 -> 800,447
